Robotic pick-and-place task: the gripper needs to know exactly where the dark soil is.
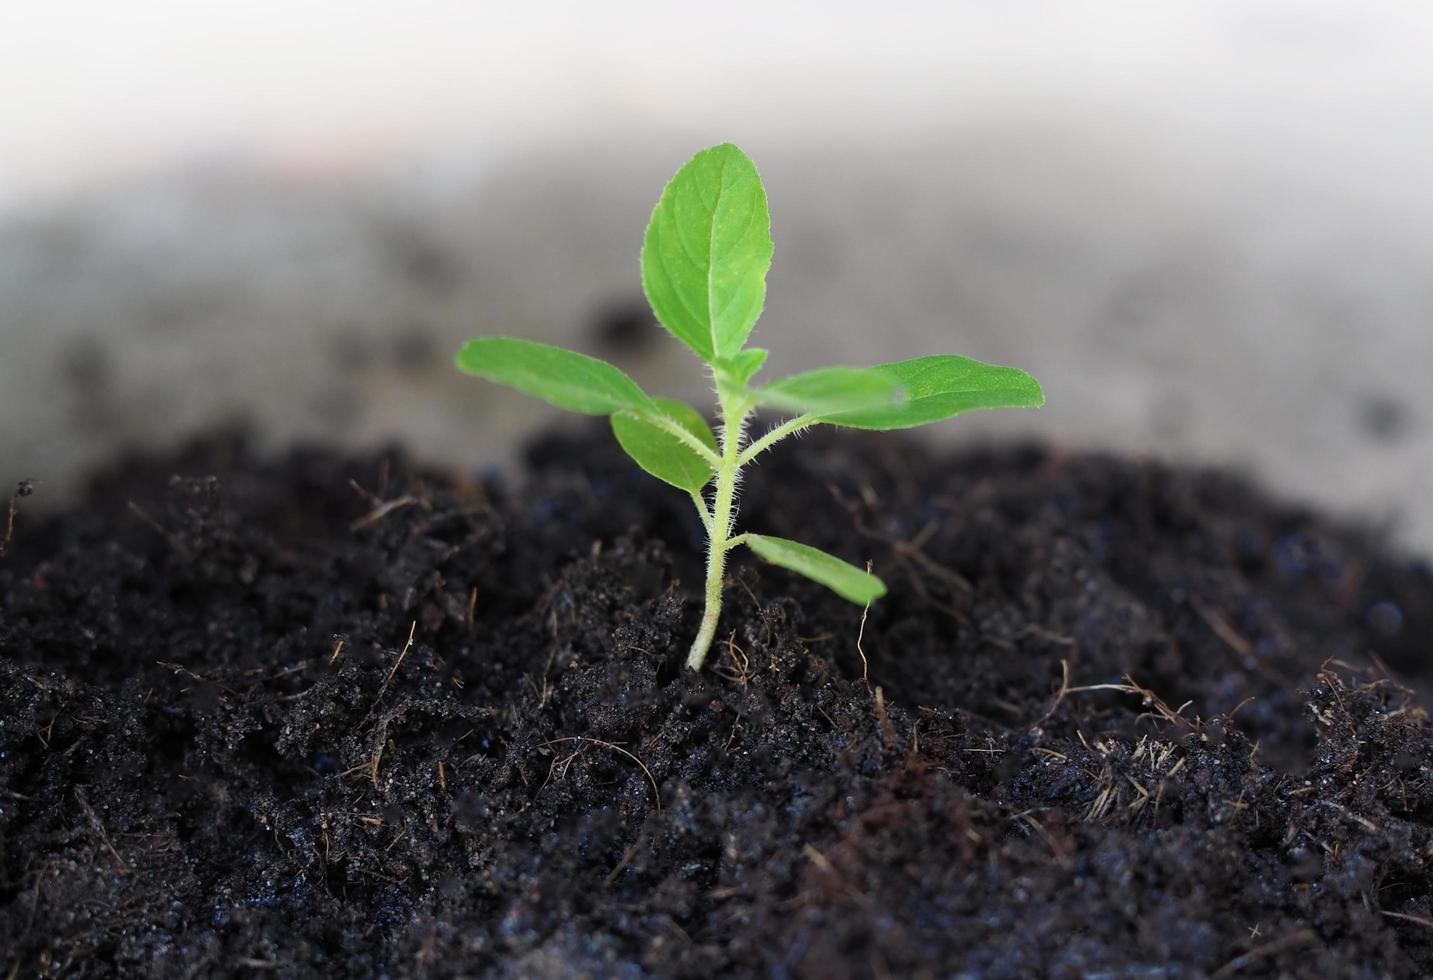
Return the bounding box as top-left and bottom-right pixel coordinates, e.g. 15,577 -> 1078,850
3,424 -> 1433,978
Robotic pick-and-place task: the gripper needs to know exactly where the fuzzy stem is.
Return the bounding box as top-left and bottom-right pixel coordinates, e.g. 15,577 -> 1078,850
645,412 -> 722,468
738,414 -> 818,467
686,384 -> 748,671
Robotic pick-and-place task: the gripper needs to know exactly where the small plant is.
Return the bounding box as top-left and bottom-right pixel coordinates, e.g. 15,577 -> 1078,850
457,143 -> 1043,670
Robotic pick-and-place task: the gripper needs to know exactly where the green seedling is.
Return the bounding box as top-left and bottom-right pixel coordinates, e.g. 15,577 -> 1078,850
457,143 -> 1043,670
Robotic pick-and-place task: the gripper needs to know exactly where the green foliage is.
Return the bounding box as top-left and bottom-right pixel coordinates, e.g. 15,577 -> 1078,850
457,143 -> 1044,670
611,398 -> 718,492
722,348 -> 769,385
817,355 -> 1045,430
744,534 -> 886,604
756,365 -> 904,416
456,337 -> 655,415
641,143 -> 773,361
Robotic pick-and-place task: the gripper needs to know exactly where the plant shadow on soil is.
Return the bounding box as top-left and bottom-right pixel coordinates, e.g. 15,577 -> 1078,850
2,422 -> 1433,978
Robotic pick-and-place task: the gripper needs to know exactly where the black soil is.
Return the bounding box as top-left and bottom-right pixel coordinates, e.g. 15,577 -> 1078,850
3,426 -> 1433,978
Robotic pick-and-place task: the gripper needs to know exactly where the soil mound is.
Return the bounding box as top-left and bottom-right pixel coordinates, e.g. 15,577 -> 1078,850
3,427 -> 1431,977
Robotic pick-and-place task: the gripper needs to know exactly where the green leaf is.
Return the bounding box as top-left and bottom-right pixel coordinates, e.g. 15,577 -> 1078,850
756,366 -> 905,416
455,337 -> 657,415
611,398 -> 718,492
721,347 -> 769,386
743,534 -> 886,605
818,355 -> 1043,429
641,143 -> 773,361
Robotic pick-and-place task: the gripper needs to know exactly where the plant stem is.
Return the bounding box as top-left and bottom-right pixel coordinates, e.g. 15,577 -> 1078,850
738,414 -> 817,467
686,384 -> 748,671
689,490 -> 713,531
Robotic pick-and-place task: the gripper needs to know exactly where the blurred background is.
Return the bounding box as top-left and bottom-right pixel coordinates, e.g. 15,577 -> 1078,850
3,1 -> 1431,551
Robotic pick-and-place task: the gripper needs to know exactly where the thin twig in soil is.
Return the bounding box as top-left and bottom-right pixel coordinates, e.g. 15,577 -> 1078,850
832,484 -> 973,618
75,790 -> 129,872
385,621 -> 418,686
1191,597 -> 1287,685
350,494 -> 423,531
125,501 -> 171,539
369,740 -> 394,786
1211,929 -> 1318,978
22,859 -> 50,937
802,842 -> 838,876
1037,659 -> 1075,725
714,633 -> 752,686
723,714 -> 743,754
800,843 -> 864,903
856,562 -> 874,693
1319,800 -> 1379,834
358,624 -> 420,734
605,841 -> 642,886
347,477 -> 379,504
543,736 -> 662,812
1381,909 -> 1433,930
873,686 -> 898,747
254,660 -> 312,687
1019,812 -> 1073,864
2,494 -> 17,556
1063,673 -> 1195,729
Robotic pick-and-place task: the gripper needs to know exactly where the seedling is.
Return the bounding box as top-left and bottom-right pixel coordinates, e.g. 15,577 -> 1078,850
457,143 -> 1043,670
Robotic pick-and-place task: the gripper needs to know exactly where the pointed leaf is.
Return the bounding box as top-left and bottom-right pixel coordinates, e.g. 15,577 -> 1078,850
456,337 -> 657,415
721,347 -> 769,386
611,398 -> 718,492
818,355 -> 1043,429
756,366 -> 905,416
744,534 -> 886,605
641,143 -> 773,361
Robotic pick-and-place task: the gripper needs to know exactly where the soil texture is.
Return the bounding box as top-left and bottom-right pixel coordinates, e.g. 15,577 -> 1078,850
3,425 -> 1433,978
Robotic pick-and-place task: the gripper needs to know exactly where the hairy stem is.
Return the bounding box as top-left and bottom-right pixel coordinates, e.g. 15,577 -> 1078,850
646,412 -> 722,467
686,384 -> 749,670
738,414 -> 818,467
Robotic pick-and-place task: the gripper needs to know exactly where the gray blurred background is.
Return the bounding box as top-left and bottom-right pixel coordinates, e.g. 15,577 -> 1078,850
3,2 -> 1431,552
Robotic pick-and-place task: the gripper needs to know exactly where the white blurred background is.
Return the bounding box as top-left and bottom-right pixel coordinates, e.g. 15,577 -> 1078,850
2,1 -> 1431,549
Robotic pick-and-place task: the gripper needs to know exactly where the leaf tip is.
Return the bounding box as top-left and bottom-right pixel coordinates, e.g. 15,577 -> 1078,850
867,574 -> 889,602
453,338 -> 483,373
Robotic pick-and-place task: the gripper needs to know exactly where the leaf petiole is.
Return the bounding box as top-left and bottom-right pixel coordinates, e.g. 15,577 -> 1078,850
643,412 -> 722,468
690,490 -> 713,531
738,414 -> 818,467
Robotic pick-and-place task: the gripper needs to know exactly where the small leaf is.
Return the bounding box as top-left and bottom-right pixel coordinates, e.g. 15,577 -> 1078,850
744,534 -> 886,605
456,337 -> 657,415
611,398 -> 719,492
819,355 -> 1043,430
756,366 -> 904,416
641,143 -> 774,361
721,348 -> 769,386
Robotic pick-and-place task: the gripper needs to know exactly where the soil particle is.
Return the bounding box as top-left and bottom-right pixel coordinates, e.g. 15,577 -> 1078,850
2,424 -> 1432,977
